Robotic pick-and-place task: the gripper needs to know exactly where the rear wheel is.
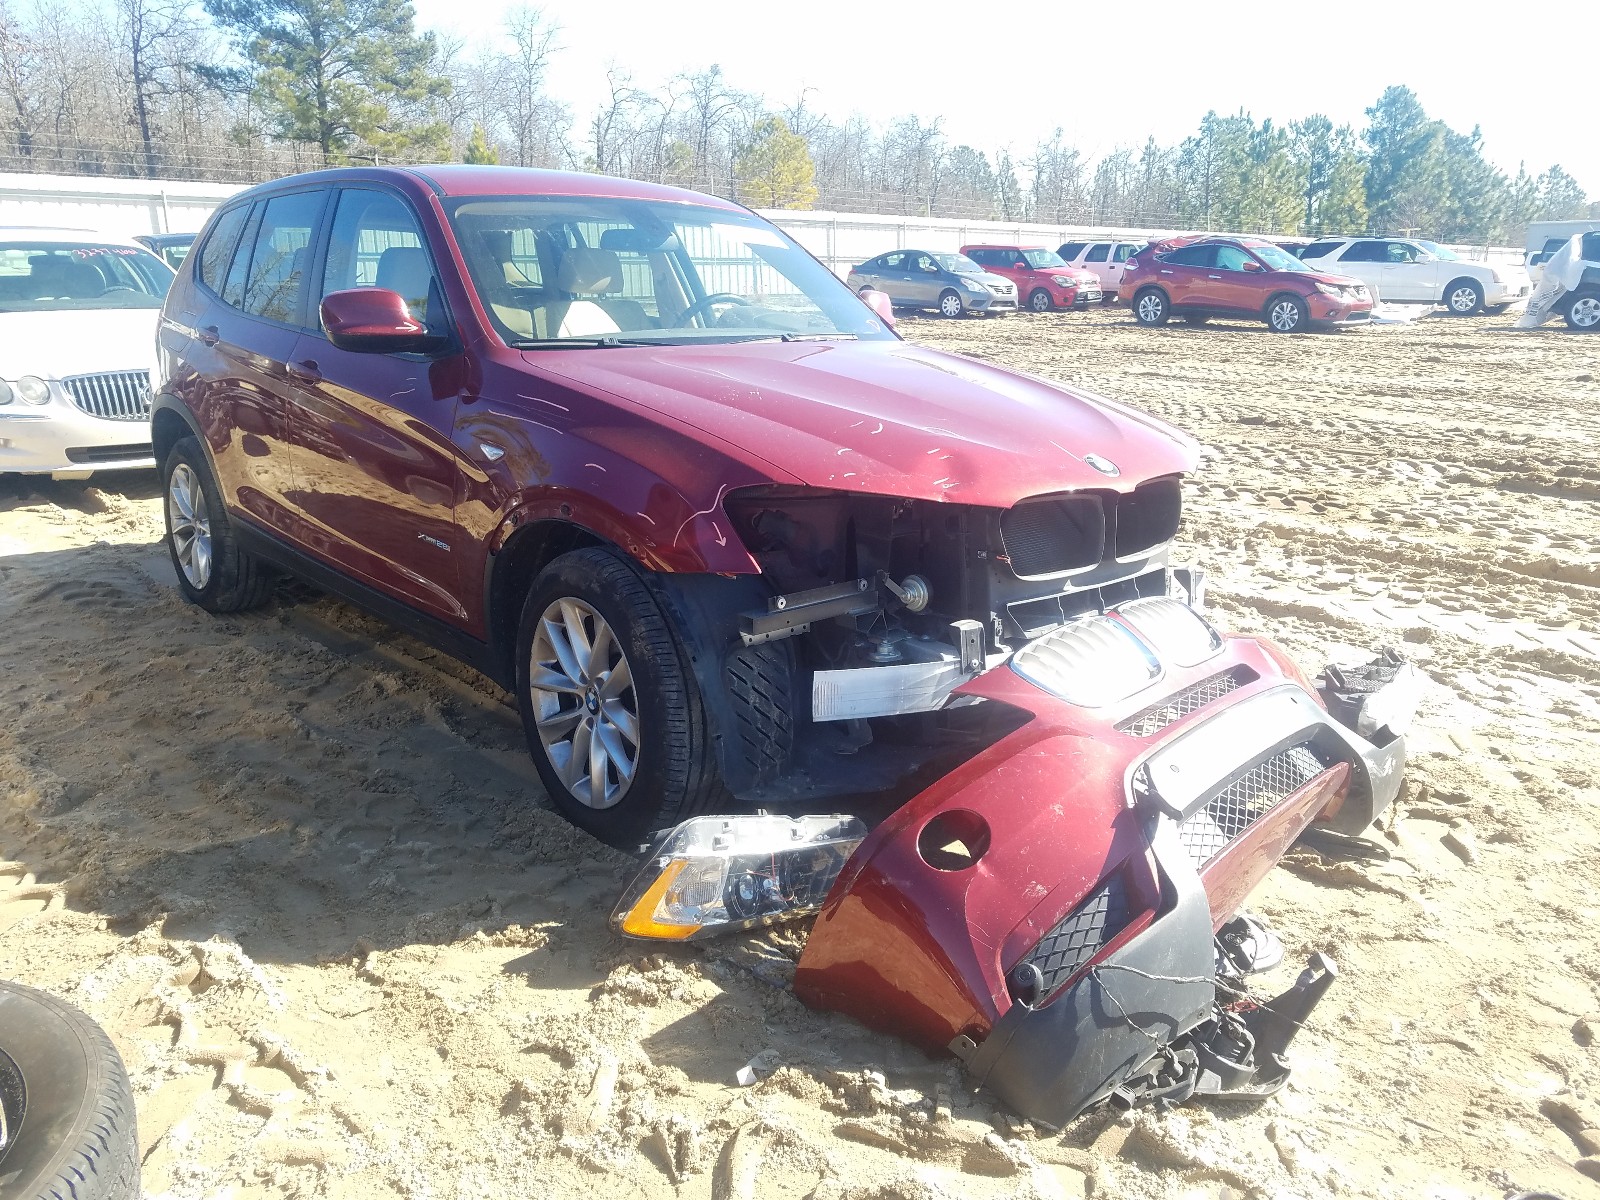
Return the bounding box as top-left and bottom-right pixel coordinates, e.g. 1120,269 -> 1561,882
1565,292 -> 1600,331
1027,288 -> 1053,313
1266,293 -> 1308,333
0,980 -> 138,1200
1443,278 -> 1483,315
516,547 -> 721,847
162,437 -> 274,612
1133,288 -> 1169,326
938,290 -> 964,318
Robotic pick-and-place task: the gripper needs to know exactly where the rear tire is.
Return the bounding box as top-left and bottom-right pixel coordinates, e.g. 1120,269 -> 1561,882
516,547 -> 722,847
0,980 -> 138,1200
1443,278 -> 1483,315
1133,288 -> 1169,326
1027,288 -> 1053,313
162,436 -> 275,612
1563,292 -> 1600,331
1266,293 -> 1309,333
938,290 -> 964,319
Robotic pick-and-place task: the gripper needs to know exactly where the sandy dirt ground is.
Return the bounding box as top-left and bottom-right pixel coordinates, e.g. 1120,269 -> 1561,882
1,307 -> 1599,1200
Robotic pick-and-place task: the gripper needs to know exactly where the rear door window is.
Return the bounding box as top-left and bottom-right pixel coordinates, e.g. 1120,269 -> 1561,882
1160,244 -> 1216,267
1341,241 -> 1388,263
238,190 -> 327,325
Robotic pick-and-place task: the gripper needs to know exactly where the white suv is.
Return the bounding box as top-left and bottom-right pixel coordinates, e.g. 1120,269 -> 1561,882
0,227 -> 172,478
1298,237 -> 1530,314
1055,239 -> 1142,301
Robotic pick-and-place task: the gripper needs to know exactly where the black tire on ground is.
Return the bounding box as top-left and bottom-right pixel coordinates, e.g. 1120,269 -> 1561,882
0,980 -> 138,1200
1443,277 -> 1483,315
937,289 -> 965,318
162,436 -> 275,612
516,546 -> 723,847
1027,288 -> 1053,313
1265,293 -> 1309,333
723,640 -> 795,789
1563,291 -> 1600,331
1132,288 -> 1169,326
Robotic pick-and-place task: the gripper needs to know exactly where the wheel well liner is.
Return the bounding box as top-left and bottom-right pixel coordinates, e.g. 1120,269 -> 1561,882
486,519 -> 604,682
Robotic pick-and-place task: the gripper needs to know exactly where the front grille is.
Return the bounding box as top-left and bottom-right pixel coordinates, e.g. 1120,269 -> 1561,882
64,444 -> 153,464
1177,744 -> 1325,868
1117,666 -> 1256,736
60,371 -> 152,422
1001,477 -> 1183,579
1018,872 -> 1133,999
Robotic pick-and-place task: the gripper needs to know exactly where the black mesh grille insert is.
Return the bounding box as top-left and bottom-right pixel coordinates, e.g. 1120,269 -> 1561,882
1113,476 -> 1183,558
1018,872 -> 1132,999
1177,744 -> 1326,868
999,493 -> 1104,578
1117,666 -> 1257,736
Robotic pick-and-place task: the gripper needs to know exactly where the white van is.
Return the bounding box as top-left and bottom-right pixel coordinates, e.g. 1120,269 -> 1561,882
1527,219 -> 1600,279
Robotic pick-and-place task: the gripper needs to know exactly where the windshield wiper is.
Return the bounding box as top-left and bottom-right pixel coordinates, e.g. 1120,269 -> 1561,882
509,335 -> 663,349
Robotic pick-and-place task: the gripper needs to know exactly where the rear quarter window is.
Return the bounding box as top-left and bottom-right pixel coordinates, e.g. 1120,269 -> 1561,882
196,205 -> 249,293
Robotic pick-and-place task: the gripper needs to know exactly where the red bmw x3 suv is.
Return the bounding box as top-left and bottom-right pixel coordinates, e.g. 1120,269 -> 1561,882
1121,236 -> 1372,332
154,166 -> 1409,1127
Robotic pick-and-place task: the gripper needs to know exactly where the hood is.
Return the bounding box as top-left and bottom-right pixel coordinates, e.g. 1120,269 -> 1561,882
0,308 -> 161,378
1306,271 -> 1369,289
527,340 -> 1198,507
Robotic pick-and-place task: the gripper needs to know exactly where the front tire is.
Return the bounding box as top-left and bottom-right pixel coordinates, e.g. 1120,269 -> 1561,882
1027,288 -> 1053,313
1444,278 -> 1483,315
162,436 -> 274,612
0,981 -> 138,1200
1266,293 -> 1309,333
516,547 -> 720,847
1564,292 -> 1600,331
1133,288 -> 1169,326
938,289 -> 965,319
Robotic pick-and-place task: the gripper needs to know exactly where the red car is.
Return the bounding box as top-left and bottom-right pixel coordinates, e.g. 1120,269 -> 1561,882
153,166 -> 1409,1128
1122,236 -> 1372,332
962,244 -> 1102,312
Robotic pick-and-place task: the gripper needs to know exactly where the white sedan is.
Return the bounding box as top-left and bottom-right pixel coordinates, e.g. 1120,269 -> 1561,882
0,227 -> 173,477
1298,237 -> 1530,314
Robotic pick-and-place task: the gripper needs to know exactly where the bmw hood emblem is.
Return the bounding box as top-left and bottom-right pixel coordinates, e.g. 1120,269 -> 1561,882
1084,453 -> 1120,477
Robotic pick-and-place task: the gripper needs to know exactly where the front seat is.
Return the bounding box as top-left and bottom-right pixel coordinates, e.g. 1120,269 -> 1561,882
544,247 -> 650,336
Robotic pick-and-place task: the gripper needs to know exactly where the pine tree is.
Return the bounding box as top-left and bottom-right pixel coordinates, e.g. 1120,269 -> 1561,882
463,122 -> 498,164
203,0 -> 451,160
734,116 -> 817,209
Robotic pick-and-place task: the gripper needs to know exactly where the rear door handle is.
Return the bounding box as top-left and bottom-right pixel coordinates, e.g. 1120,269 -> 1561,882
199,325 -> 219,347
286,359 -> 322,384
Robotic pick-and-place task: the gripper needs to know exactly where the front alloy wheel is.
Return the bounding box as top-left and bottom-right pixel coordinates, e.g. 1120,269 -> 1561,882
528,597 -> 639,809
1446,281 -> 1483,315
1268,296 -> 1308,333
1565,293 -> 1600,331
167,462 -> 212,590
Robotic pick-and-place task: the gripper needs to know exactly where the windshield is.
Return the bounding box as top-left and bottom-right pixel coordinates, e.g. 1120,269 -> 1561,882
1249,243 -> 1314,273
1020,249 -> 1067,269
935,252 -> 984,275
0,242 -> 172,312
444,197 -> 894,346
1416,240 -> 1460,261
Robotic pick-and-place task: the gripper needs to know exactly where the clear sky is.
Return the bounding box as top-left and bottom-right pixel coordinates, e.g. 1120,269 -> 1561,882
412,0 -> 1598,195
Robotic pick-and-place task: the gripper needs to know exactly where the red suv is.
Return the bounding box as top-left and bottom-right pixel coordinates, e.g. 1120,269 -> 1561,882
962,244 -> 1101,311
1121,237 -> 1372,332
153,166 -> 1407,1128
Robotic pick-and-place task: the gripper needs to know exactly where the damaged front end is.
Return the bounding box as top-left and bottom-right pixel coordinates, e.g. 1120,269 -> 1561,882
613,470 -> 1418,1128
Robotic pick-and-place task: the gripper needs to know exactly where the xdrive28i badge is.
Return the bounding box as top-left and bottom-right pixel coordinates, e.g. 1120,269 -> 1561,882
1084,453 -> 1120,477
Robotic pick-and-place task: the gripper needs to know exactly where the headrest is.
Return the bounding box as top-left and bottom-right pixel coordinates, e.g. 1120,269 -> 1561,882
558,247 -> 622,295
376,246 -> 433,307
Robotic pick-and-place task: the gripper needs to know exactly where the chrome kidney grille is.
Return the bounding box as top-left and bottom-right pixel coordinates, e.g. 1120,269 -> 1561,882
61,371 -> 153,422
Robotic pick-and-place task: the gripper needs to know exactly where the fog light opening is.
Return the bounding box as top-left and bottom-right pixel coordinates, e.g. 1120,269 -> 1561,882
917,809 -> 991,872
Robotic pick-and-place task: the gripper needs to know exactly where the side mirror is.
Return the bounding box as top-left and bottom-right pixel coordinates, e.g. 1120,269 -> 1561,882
321,288 -> 446,354
1241,260 -> 1263,272
859,288 -> 896,329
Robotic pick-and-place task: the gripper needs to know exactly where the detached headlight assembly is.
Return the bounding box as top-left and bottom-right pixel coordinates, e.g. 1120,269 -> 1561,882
15,376 -> 51,405
612,814 -> 866,941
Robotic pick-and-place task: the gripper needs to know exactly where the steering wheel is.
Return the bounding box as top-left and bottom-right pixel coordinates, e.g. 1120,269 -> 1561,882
677,292 -> 750,327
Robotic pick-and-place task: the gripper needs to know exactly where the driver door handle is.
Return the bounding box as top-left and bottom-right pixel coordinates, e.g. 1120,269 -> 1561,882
287,359 -> 322,385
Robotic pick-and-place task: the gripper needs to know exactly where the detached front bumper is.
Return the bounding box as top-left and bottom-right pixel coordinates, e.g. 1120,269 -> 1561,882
1486,279 -> 1532,305
793,598 -> 1408,1126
